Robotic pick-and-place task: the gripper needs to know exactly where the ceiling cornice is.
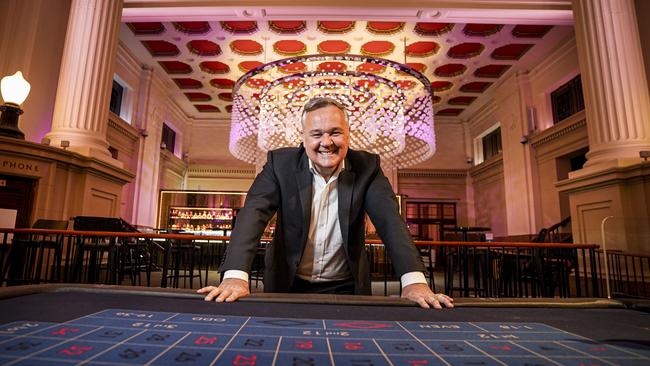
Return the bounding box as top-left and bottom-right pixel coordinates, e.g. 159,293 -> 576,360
122,0 -> 573,25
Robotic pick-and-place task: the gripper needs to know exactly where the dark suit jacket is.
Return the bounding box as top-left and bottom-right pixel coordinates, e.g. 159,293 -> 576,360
220,146 -> 424,295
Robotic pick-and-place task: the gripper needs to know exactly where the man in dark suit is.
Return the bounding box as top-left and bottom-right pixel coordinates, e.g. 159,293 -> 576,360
198,97 -> 453,309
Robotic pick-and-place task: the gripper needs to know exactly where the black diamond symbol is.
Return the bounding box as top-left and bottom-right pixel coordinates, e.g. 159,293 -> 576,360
258,319 -> 313,327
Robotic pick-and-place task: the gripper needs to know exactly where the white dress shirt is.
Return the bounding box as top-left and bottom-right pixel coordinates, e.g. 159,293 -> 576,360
224,160 -> 427,288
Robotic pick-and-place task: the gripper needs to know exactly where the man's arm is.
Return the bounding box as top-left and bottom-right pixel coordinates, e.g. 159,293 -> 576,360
198,151 -> 281,302
364,155 -> 453,308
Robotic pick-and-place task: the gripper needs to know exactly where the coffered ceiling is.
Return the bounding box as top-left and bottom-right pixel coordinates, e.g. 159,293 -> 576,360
119,1 -> 574,122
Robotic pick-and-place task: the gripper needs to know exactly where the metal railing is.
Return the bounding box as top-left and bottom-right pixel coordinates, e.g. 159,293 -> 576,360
4,228 -> 648,299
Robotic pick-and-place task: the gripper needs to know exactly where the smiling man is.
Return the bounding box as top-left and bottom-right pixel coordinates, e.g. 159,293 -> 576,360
198,97 -> 453,309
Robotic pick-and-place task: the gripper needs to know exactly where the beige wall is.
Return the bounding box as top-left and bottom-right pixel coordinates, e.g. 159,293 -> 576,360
0,0 -> 71,143
106,114 -> 142,221
469,156 -> 507,236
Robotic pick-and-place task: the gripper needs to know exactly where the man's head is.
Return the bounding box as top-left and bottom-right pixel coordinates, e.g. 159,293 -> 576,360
301,97 -> 350,180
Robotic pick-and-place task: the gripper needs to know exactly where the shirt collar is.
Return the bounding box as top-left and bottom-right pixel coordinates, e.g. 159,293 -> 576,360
308,158 -> 345,180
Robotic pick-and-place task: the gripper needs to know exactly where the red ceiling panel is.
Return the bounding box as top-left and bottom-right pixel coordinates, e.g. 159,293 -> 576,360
491,44 -> 533,60
406,41 -> 439,57
187,40 -> 221,56
356,79 -> 379,88
246,78 -> 269,88
356,63 -> 385,73
141,40 -> 179,57
430,81 -> 453,92
460,81 -> 492,93
318,21 -> 355,34
512,25 -> 553,38
230,40 -> 263,55
413,22 -> 453,36
448,43 -> 484,59
218,92 -> 233,102
395,80 -> 415,90
434,64 -> 467,77
273,40 -> 307,56
269,21 -> 307,34
405,63 -> 427,73
210,78 -> 235,89
280,62 -> 307,73
318,40 -> 351,54
185,92 -> 211,101
127,22 -> 165,35
159,61 -> 192,74
173,21 -> 211,34
366,21 -> 405,34
199,61 -> 230,74
436,108 -> 464,116
238,61 -> 264,73
463,24 -> 503,37
448,96 -> 477,105
318,61 -> 347,72
361,41 -> 394,56
474,64 -> 511,78
221,21 -> 258,34
173,78 -> 202,89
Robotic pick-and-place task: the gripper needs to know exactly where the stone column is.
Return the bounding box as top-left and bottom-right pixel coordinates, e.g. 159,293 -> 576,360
46,0 -> 124,165
572,0 -> 650,168
557,0 -> 650,251
132,65 -> 160,227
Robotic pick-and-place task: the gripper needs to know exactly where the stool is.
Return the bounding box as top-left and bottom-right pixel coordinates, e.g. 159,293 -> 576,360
165,240 -> 203,289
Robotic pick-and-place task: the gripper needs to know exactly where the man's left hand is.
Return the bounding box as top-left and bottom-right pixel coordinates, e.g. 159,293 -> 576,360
401,283 -> 454,309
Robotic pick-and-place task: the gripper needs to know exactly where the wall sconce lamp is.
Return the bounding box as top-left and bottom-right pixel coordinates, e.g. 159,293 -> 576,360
0,72 -> 31,139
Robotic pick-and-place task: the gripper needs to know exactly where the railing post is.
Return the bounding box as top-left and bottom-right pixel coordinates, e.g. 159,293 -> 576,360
601,215 -> 613,299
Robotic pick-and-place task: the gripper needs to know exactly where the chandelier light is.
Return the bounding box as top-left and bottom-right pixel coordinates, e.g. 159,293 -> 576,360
230,54 -> 435,169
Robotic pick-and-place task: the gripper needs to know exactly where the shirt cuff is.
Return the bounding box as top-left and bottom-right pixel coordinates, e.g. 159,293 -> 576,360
223,270 -> 249,283
400,271 -> 427,288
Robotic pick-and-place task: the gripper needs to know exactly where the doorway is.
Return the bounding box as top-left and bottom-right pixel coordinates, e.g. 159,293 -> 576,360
0,174 -> 36,228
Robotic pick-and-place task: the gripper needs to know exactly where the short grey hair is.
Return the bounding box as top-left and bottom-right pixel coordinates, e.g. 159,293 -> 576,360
300,97 -> 349,127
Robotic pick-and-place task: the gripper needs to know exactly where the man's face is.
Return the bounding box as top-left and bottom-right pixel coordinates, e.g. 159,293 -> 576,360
302,105 -> 350,179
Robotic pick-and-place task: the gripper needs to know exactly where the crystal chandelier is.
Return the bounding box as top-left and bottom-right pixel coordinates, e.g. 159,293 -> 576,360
230,54 -> 435,169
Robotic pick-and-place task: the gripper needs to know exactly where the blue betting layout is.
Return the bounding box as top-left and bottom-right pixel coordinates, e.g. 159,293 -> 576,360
0,308 -> 647,365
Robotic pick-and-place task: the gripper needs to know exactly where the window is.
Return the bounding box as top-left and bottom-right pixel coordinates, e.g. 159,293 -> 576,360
109,80 -> 124,116
569,154 -> 587,171
551,74 -> 584,124
473,123 -> 501,165
482,127 -> 502,161
161,123 -> 176,154
109,76 -> 133,123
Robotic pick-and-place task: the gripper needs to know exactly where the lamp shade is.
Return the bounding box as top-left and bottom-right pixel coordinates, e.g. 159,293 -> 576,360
1,71 -> 31,106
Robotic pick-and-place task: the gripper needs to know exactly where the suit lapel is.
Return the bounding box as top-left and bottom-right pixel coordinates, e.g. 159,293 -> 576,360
296,152 -> 312,245
338,156 -> 355,248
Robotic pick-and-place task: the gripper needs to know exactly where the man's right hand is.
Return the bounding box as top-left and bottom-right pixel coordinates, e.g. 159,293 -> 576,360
197,278 -> 250,303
